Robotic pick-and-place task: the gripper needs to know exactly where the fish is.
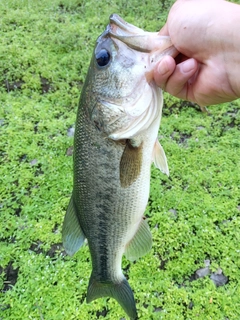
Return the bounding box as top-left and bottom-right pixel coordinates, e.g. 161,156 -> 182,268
62,14 -> 178,320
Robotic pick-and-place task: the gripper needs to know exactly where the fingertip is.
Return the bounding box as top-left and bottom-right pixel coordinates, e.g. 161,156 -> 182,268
180,58 -> 198,74
154,56 -> 176,87
164,58 -> 199,100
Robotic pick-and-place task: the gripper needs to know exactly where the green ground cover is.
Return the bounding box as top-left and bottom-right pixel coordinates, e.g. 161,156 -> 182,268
0,0 -> 240,319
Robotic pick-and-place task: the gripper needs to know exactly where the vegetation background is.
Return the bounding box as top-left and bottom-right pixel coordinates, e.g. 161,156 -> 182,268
0,0 -> 239,319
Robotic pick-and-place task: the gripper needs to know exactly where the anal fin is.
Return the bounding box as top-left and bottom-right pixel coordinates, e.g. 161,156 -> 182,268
125,218 -> 152,261
62,194 -> 85,256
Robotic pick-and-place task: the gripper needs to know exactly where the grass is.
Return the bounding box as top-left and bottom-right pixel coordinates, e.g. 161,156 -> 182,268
0,0 -> 240,319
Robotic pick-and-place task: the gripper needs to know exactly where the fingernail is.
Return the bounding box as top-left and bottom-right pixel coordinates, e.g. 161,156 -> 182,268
181,59 -> 196,73
157,59 -> 169,76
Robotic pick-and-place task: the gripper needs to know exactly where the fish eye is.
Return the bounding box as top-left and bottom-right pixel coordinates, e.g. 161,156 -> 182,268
96,49 -> 111,67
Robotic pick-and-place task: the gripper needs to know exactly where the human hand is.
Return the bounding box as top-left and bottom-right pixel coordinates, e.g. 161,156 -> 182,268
154,0 -> 240,106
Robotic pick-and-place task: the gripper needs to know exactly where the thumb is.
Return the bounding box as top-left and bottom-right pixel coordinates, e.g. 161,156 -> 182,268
158,23 -> 169,36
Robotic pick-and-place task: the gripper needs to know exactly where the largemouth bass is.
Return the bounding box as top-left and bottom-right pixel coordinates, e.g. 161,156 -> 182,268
62,14 -> 178,319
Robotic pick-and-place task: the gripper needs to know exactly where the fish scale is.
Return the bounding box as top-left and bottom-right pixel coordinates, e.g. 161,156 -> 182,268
62,14 -> 178,319
74,111 -> 148,276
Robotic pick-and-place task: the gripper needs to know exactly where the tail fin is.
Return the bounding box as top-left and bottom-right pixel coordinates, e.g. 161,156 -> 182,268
86,273 -> 137,320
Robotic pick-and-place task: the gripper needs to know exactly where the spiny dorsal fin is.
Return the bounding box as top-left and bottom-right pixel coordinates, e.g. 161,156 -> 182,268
153,139 -> 169,176
124,218 -> 152,261
120,139 -> 143,188
87,274 -> 137,320
62,195 -> 85,256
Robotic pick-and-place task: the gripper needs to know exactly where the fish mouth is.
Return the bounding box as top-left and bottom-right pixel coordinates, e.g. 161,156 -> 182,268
106,13 -> 178,59
97,14 -> 178,70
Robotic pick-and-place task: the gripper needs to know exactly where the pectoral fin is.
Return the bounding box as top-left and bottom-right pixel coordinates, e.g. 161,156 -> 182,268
124,218 -> 152,261
62,195 -> 85,256
120,139 -> 143,188
153,139 -> 169,176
